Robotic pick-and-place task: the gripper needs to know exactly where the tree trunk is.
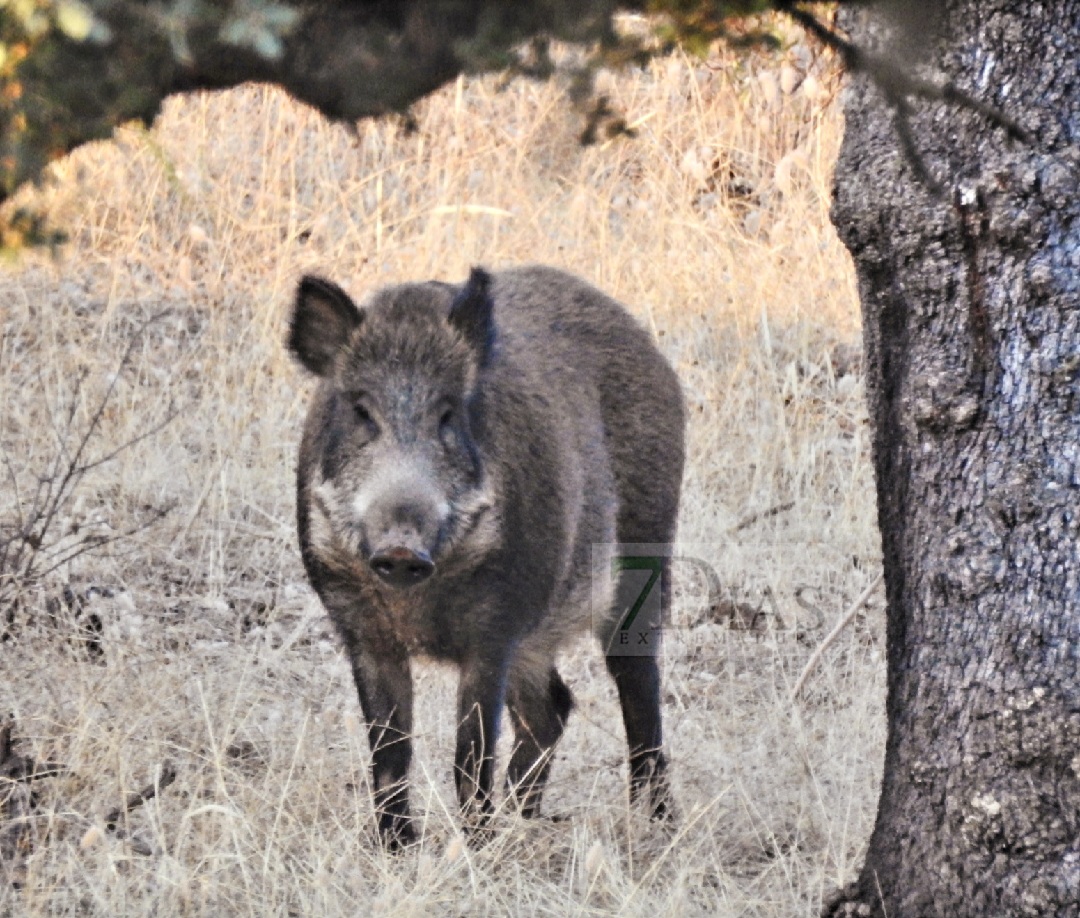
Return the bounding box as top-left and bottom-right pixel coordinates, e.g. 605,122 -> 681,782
830,2 -> 1080,915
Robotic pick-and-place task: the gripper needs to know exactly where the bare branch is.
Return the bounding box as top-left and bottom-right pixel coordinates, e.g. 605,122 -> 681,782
731,500 -> 796,534
34,506 -> 173,581
776,2 -> 1031,193
0,313 -> 177,612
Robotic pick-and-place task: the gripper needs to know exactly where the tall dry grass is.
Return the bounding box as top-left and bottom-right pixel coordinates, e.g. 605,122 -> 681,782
1,22 -> 882,917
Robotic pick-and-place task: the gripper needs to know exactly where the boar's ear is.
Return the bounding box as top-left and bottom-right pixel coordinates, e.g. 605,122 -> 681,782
448,268 -> 495,366
289,276 -> 363,377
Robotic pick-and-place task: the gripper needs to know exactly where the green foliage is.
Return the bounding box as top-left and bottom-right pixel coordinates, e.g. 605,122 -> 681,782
1,1 -> 111,250
217,0 -> 301,61
0,0 -> 312,251
650,0 -> 780,55
1,5 -> 61,194
0,205 -> 63,257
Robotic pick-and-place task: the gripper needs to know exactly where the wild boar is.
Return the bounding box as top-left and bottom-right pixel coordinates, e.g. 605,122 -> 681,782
288,265 -> 685,847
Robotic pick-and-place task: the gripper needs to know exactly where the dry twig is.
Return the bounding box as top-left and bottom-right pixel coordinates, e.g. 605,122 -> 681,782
103,762 -> 178,831
731,500 -> 796,534
790,571 -> 884,702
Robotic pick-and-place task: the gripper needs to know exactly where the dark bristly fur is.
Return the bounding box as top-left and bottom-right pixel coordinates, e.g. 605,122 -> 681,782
289,265 -> 686,847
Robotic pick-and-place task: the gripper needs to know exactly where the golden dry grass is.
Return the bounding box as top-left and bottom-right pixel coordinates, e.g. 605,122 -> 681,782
1,24 -> 882,917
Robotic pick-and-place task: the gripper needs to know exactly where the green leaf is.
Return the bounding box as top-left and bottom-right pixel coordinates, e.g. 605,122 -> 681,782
55,0 -> 93,41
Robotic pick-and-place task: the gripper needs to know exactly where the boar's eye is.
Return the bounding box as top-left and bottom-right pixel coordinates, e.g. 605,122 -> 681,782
349,397 -> 379,438
438,404 -> 456,447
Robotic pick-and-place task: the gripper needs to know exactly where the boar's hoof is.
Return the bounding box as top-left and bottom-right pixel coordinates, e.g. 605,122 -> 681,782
379,818 -> 419,852
369,547 -> 435,587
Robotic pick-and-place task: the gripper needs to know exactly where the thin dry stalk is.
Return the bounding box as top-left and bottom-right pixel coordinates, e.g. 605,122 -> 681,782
790,571 -> 884,702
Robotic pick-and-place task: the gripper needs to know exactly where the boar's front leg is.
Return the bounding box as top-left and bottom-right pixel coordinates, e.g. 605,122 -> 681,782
347,642 -> 416,849
454,654 -> 508,840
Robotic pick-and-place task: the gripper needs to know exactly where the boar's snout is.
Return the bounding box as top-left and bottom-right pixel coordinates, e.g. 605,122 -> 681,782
351,465 -> 450,587
369,546 -> 435,588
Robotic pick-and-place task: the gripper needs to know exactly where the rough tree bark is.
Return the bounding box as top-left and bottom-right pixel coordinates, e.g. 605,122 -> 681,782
831,2 -> 1080,915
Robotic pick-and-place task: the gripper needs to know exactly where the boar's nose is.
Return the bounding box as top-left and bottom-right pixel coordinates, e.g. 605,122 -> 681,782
369,546 -> 435,588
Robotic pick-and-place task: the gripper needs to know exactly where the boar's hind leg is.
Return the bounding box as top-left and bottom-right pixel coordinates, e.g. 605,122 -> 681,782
454,657 -> 509,840
605,653 -> 670,818
349,645 -> 416,849
506,667 -> 574,817
604,551 -> 673,819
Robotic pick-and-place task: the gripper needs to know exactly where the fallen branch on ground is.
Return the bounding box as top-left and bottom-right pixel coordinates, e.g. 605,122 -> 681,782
103,762 -> 178,831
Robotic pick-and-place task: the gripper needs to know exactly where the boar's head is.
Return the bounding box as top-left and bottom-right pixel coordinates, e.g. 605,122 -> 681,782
289,269 -> 498,588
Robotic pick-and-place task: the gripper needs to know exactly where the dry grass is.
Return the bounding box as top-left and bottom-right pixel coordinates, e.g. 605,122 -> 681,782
0,23 -> 882,917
